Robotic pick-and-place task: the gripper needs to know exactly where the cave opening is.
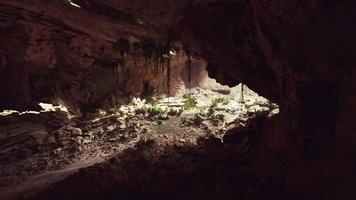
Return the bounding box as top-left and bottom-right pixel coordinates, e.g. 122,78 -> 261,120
8,0 -> 356,199
0,37 -> 279,199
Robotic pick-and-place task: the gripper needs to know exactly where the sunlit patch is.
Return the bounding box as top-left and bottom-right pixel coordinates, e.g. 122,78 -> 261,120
268,107 -> 280,117
0,110 -> 19,116
68,0 -> 81,8
38,102 -> 69,113
169,50 -> 177,56
0,102 -> 74,118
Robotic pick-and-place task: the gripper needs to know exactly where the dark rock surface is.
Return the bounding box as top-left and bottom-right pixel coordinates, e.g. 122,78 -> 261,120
0,0 -> 356,199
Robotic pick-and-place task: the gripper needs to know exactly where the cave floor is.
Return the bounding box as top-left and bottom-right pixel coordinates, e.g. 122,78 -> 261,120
0,92 -> 277,199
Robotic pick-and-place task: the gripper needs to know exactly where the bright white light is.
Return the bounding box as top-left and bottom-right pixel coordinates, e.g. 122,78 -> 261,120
68,0 -> 81,8
0,102 -> 71,117
0,110 -> 19,116
169,50 -> 177,56
268,107 -> 280,117
38,102 -> 69,112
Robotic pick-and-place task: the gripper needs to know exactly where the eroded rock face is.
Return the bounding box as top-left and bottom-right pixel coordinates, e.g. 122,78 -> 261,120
1,0 -> 356,199
178,1 -> 356,198
0,2 -> 188,112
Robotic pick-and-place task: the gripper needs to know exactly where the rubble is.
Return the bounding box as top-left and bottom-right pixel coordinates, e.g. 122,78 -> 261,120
0,93 -> 278,195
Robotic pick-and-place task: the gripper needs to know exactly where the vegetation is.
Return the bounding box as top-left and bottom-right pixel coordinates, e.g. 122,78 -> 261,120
207,98 -> 230,117
146,106 -> 167,117
183,94 -> 197,110
207,104 -> 216,117
211,98 -> 230,107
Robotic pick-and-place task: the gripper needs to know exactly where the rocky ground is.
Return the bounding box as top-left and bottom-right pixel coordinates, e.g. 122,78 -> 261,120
0,91 -> 278,199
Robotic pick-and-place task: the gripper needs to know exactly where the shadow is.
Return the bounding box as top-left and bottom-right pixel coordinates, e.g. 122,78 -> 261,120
27,115 -> 289,200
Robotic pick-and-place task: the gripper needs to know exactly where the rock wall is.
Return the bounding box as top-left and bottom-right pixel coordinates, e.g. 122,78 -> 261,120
178,1 -> 356,198
0,4 -> 188,113
1,0 -> 356,199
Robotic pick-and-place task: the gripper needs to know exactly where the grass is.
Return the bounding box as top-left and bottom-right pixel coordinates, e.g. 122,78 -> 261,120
145,106 -> 166,117
183,94 -> 197,110
211,98 -> 230,107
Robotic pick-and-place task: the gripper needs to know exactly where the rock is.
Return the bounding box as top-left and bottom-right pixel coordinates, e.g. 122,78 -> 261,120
168,108 -> 183,116
82,139 -> 92,144
158,113 -> 169,120
200,122 -> 210,130
46,135 -> 56,144
108,138 -> 118,142
193,114 -> 204,126
59,139 -> 70,146
54,148 -> 63,154
71,127 -> 82,136
146,139 -> 156,147
216,114 -> 225,121
83,131 -> 94,138
135,108 -> 146,115
118,124 -> 126,130
54,129 -> 70,138
18,148 -> 32,159
178,138 -> 186,143
196,136 -> 222,147
31,130 -> 48,145
211,118 -> 223,127
106,125 -> 116,132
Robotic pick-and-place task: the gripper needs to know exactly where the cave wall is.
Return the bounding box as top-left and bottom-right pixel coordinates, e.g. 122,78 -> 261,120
1,0 -> 356,199
178,1 -> 356,198
0,2 -> 188,112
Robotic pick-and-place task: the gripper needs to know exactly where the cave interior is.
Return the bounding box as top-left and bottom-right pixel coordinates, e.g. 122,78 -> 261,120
0,0 -> 356,200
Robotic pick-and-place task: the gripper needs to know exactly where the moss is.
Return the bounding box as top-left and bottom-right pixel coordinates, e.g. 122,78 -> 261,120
183,94 -> 197,110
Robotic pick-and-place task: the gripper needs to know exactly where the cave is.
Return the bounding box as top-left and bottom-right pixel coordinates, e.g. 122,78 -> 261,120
0,1 -> 356,200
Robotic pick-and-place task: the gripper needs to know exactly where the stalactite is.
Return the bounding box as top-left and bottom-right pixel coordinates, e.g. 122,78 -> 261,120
187,55 -> 192,93
166,40 -> 171,97
239,83 -> 245,103
133,42 -> 140,69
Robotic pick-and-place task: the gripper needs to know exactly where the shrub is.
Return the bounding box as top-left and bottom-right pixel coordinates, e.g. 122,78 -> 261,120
183,94 -> 197,110
211,98 -> 229,106
146,106 -> 166,117
207,106 -> 216,117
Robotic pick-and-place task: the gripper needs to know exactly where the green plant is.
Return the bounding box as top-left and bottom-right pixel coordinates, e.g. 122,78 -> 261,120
211,98 -> 230,106
183,94 -> 197,110
207,104 -> 216,117
146,98 -> 158,107
146,106 -> 166,117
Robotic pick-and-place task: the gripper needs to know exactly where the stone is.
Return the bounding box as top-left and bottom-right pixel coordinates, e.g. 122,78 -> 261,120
31,130 -> 48,145
118,124 -> 127,130
59,139 -> 70,146
18,148 -> 32,159
178,138 -> 186,143
46,135 -> 56,144
82,139 -> 92,144
158,114 -> 169,120
71,127 -> 82,136
83,131 -> 94,138
54,148 -> 63,154
193,114 -> 204,126
106,125 -> 116,132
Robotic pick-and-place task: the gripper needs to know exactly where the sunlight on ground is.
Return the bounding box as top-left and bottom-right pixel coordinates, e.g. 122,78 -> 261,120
0,102 -> 73,118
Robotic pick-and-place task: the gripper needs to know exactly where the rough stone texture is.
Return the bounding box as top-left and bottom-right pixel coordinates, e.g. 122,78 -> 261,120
1,0 -> 356,199
0,0 -> 189,112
